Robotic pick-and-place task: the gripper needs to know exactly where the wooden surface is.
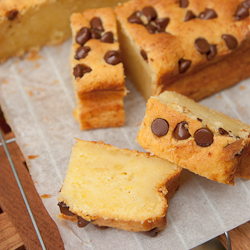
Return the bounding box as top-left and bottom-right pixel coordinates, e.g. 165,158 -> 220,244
0,106 -> 250,250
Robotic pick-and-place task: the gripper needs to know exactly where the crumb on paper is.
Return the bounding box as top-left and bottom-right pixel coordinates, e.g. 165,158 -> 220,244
28,155 -> 39,159
26,51 -> 43,61
41,194 -> 52,198
52,80 -> 59,85
3,80 -> 8,84
28,90 -> 33,96
136,122 -> 141,127
34,181 -> 38,184
239,86 -> 246,90
33,62 -> 40,69
217,94 -> 222,99
18,68 -> 23,73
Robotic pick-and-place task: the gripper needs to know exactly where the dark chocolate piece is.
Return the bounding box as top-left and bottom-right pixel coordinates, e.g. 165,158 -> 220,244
57,202 -> 74,216
184,10 -> 196,21
197,118 -> 203,122
76,27 -> 91,46
73,64 -> 92,78
222,34 -> 238,50
143,227 -> 158,237
179,0 -> 189,8
141,50 -> 148,61
155,18 -> 170,32
218,127 -> 229,135
207,45 -> 217,60
91,30 -> 101,39
77,216 -> 91,228
199,8 -> 218,20
74,46 -> 91,60
151,118 -> 169,137
142,6 -> 157,22
90,17 -> 104,32
195,38 -> 210,54
100,32 -> 114,43
104,51 -> 121,65
127,11 -> 143,24
243,0 -> 250,8
194,128 -> 214,147
146,24 -> 157,34
7,10 -> 18,21
179,58 -> 191,73
174,121 -> 191,140
235,5 -> 249,21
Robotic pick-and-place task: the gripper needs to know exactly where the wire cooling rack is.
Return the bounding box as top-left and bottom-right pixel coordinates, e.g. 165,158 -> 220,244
0,129 -> 232,250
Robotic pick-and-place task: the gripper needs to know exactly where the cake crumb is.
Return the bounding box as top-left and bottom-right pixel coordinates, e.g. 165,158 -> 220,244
239,86 -> 246,90
26,51 -> 43,61
217,94 -> 222,99
28,155 -> 39,159
18,69 -> 23,73
3,80 -> 8,84
52,80 -> 59,85
28,90 -> 33,96
41,194 -> 52,198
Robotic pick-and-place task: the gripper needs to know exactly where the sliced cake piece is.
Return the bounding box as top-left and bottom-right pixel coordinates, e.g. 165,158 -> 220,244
0,0 -> 127,62
115,0 -> 250,101
70,8 -> 126,130
136,91 -> 250,185
57,139 -> 182,235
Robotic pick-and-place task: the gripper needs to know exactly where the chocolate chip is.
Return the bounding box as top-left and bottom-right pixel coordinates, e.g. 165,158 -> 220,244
73,64 -> 92,78
199,8 -> 218,20
74,46 -> 91,60
218,127 -> 229,135
141,50 -> 148,61
90,17 -> 104,32
94,225 -> 109,230
195,38 -> 210,54
243,0 -> 250,8
197,118 -> 203,122
104,51 -> 121,65
91,30 -> 101,39
77,216 -> 91,228
194,128 -> 214,147
57,202 -> 74,216
76,27 -> 91,46
184,10 -> 196,21
222,34 -> 238,50
179,58 -> 191,73
174,121 -> 191,140
179,0 -> 189,8
151,118 -> 169,137
235,5 -> 249,21
146,24 -> 157,34
142,6 -> 157,22
143,227 -> 158,237
100,32 -> 114,43
128,11 -> 143,24
7,10 -> 18,21
207,44 -> 217,60
154,18 -> 170,32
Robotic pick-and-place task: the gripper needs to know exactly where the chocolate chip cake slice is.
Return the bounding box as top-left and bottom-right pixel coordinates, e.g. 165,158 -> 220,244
136,91 -> 250,185
70,7 -> 126,130
115,0 -> 250,101
0,0 -> 127,62
57,139 -> 182,235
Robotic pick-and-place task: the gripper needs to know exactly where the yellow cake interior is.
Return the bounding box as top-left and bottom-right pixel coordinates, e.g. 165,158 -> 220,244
58,139 -> 181,222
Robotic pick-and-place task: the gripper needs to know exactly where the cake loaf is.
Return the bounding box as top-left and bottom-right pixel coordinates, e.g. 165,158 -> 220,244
115,0 -> 250,101
136,91 -> 250,185
70,8 -> 126,130
0,0 -> 126,62
58,139 -> 182,235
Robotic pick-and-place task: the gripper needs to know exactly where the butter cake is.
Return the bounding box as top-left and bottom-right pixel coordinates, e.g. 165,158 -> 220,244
57,139 -> 182,235
70,8 -> 126,130
136,91 -> 250,185
115,0 -> 250,101
0,0 -> 126,62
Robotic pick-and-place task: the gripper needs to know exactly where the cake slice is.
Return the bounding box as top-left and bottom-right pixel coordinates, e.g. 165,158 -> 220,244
136,91 -> 250,185
115,0 -> 250,101
57,139 -> 182,235
0,0 -> 127,62
70,8 -> 126,130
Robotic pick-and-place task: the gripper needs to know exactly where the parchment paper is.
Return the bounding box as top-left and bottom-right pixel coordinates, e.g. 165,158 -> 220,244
0,39 -> 250,250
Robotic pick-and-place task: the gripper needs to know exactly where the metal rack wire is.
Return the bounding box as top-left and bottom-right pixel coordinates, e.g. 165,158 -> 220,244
0,129 -> 232,250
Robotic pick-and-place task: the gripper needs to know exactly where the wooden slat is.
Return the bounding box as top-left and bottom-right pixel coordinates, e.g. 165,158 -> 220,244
218,221 -> 250,250
0,134 -> 64,250
0,212 -> 24,250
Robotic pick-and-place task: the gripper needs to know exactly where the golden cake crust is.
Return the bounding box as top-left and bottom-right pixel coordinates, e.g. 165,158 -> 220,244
115,0 -> 250,100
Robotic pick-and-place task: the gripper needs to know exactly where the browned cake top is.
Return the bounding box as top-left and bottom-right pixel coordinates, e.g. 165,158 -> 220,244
115,0 -> 250,81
